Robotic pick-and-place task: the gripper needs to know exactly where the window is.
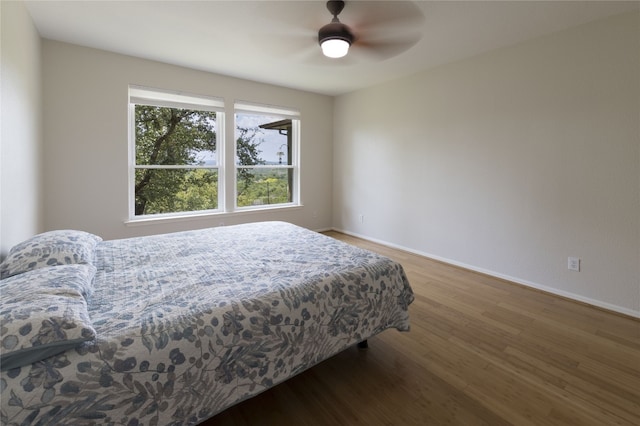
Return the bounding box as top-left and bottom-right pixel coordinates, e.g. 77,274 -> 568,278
129,87 -> 224,218
128,87 -> 300,221
234,102 -> 300,209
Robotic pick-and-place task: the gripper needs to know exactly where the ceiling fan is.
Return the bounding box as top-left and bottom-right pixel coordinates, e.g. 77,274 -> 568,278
264,1 -> 425,63
316,0 -> 426,62
318,1 -> 354,58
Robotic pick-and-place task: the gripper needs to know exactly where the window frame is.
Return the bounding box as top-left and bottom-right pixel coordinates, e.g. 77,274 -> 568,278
233,102 -> 301,211
128,86 -> 225,220
126,88 -> 302,224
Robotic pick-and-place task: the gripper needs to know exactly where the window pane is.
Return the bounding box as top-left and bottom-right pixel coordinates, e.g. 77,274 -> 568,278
135,105 -> 217,166
135,168 -> 218,215
235,113 -> 291,166
236,168 -> 292,207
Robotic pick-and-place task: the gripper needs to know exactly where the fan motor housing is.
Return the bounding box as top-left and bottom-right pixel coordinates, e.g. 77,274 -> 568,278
318,21 -> 354,45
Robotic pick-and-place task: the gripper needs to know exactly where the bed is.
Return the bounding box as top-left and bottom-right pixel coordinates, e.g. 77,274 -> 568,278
0,221 -> 414,425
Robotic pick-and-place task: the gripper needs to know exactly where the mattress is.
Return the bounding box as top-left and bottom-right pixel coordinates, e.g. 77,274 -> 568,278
0,221 -> 414,425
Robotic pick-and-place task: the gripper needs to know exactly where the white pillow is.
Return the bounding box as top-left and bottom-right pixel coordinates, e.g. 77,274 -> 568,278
0,229 -> 102,280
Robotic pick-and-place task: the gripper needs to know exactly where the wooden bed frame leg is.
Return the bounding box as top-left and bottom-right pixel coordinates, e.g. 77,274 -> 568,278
357,340 -> 368,349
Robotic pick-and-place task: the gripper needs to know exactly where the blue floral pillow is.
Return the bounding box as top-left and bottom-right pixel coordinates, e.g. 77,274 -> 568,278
0,264 -> 97,371
0,230 -> 102,280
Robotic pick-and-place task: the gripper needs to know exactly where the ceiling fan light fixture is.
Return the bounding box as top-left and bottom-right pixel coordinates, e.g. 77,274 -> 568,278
320,38 -> 351,58
318,1 -> 353,58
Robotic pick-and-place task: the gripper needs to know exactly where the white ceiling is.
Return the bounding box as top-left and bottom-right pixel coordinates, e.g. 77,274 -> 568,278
25,0 -> 639,96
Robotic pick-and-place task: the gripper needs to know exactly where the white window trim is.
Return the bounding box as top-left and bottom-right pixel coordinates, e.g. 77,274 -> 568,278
233,103 -> 301,212
129,86 -> 224,112
234,100 -> 301,119
127,86 -> 224,221
124,204 -> 304,227
126,87 -> 302,224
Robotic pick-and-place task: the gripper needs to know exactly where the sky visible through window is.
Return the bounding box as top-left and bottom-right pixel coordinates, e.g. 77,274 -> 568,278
190,114 -> 289,166
236,113 -> 288,165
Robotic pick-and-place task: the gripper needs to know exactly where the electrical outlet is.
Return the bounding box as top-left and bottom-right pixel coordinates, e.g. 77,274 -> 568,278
568,257 -> 580,272
359,214 -> 365,224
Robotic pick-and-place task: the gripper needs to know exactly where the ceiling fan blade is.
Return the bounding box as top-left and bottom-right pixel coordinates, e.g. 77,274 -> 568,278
334,1 -> 425,62
254,1 -> 426,65
353,33 -> 422,60
345,1 -> 426,34
254,32 -> 354,66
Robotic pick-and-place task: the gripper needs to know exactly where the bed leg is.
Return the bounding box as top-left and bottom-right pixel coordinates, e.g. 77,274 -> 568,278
357,340 -> 368,349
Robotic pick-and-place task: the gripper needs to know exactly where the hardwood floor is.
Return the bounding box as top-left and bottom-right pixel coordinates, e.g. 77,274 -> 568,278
202,231 -> 640,425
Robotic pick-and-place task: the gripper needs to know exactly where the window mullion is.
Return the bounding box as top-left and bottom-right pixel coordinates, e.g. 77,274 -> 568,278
225,106 -> 236,213
128,86 -> 300,221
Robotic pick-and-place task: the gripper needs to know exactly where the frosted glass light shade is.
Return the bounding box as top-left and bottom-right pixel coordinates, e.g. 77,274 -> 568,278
321,38 -> 350,58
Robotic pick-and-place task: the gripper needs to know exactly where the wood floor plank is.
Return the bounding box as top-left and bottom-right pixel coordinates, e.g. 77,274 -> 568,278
201,231 -> 640,425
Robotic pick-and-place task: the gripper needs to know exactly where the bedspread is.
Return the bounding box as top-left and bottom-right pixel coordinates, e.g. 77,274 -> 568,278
1,221 -> 413,425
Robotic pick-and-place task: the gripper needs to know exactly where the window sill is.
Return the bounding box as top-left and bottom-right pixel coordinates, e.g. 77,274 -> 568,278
124,204 -> 303,227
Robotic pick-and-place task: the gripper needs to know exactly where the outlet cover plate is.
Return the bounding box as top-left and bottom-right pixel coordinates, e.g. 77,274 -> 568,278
568,257 -> 580,272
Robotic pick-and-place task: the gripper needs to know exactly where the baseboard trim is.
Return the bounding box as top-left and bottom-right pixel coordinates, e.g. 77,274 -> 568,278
313,226 -> 334,233
332,228 -> 640,320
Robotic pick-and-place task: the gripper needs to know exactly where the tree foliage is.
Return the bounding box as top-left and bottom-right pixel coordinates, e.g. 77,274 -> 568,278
236,169 -> 290,207
135,105 -> 293,216
235,126 -> 266,199
135,105 -> 263,216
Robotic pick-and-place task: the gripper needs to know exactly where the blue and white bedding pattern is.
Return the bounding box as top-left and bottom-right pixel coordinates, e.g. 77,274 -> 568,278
1,221 -> 414,425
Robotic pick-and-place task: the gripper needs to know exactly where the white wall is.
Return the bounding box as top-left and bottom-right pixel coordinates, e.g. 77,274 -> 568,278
42,41 -> 333,240
333,12 -> 639,317
0,1 -> 43,256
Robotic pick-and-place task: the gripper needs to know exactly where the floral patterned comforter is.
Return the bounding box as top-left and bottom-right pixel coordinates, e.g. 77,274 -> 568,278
1,221 -> 414,425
